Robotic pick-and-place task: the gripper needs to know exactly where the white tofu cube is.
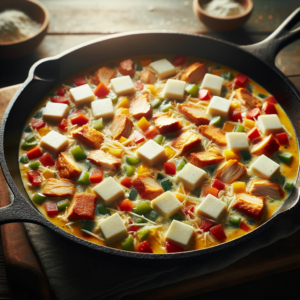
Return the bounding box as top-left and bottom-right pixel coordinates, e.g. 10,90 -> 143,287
196,194 -> 227,222
257,115 -> 284,136
162,79 -> 186,100
250,155 -> 280,179
43,102 -> 69,123
99,213 -> 128,243
93,177 -> 125,205
149,59 -> 176,80
136,140 -> 167,167
151,191 -> 183,219
177,163 -> 206,191
40,130 -> 69,154
91,98 -> 114,119
226,132 -> 249,151
165,220 -> 194,248
69,84 -> 95,106
111,76 -> 135,96
207,96 -> 231,117
200,74 -> 224,95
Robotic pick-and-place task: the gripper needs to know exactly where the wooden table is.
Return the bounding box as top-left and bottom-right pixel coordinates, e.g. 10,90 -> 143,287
0,0 -> 300,299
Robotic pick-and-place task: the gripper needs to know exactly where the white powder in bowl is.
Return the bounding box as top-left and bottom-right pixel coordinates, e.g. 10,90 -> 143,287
203,0 -> 245,17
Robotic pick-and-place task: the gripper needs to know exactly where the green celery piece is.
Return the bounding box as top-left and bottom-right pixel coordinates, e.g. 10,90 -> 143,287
19,154 -> 29,164
77,171 -> 91,185
153,135 -> 164,145
131,216 -> 144,223
274,174 -> 286,187
121,235 -> 134,250
284,182 -> 294,192
170,212 -> 184,221
156,173 -> 165,181
134,202 -> 152,215
137,228 -> 151,241
185,84 -> 199,97
25,133 -> 36,143
192,188 -> 200,198
57,199 -> 70,212
151,99 -> 161,108
81,220 -> 95,232
21,140 -> 38,150
97,204 -> 111,216
33,108 -> 44,119
233,125 -> 245,132
107,91 -> 118,103
145,210 -> 159,222
209,116 -> 222,127
125,156 -> 141,165
93,118 -> 103,131
24,126 -> 32,133
161,178 -> 173,191
124,164 -> 136,177
221,71 -> 234,81
129,188 -> 138,201
257,93 -> 267,99
278,152 -> 293,165
239,150 -> 251,162
161,104 -> 174,112
29,161 -> 41,170
71,145 -> 87,161
135,62 -> 143,71
32,193 -> 46,205
229,216 -> 241,227
245,83 -> 254,93
175,158 -> 186,171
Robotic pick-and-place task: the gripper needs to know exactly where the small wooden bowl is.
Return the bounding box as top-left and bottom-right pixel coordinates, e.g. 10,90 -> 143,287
193,0 -> 253,31
0,0 -> 49,59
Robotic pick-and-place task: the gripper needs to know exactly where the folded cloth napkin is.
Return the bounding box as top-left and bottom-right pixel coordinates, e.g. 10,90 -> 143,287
20,186 -> 300,300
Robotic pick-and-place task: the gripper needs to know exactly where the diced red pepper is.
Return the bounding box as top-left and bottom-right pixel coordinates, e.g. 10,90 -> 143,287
89,169 -> 104,184
246,108 -> 261,120
120,176 -> 133,188
172,55 -> 185,67
118,59 -> 135,77
229,110 -> 243,122
134,131 -> 145,144
263,101 -> 277,114
164,162 -> 176,175
30,118 -> 45,130
210,224 -> 226,242
119,199 -> 134,212
247,127 -> 260,141
240,221 -> 250,232
184,205 -> 195,218
73,76 -> 86,86
230,73 -> 248,88
39,153 -> 55,167
265,96 -> 277,104
56,86 -> 66,96
50,96 -> 70,105
276,132 -> 289,145
27,170 -> 42,186
94,82 -> 110,98
199,219 -> 216,232
145,126 -> 159,139
204,187 -> 219,198
165,241 -> 184,253
70,114 -> 89,126
212,179 -> 225,191
45,202 -> 59,216
27,147 -> 43,160
129,225 -> 140,232
134,81 -> 144,91
198,89 -> 211,100
58,118 -> 68,131
137,241 -> 153,253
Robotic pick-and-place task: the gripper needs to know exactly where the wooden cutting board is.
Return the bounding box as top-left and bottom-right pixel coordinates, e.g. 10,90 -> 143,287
1,85 -> 300,299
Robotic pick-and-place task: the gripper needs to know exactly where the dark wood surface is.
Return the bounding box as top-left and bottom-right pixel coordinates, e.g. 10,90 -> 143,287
0,0 -> 300,299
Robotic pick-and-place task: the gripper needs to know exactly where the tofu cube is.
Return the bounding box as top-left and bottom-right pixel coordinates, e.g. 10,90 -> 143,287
93,177 -> 125,205
200,74 -> 224,95
69,84 -> 95,106
162,79 -> 186,100
43,102 -> 69,123
165,220 -> 194,248
40,130 -> 69,154
111,76 -> 135,96
177,163 -> 206,191
91,98 -> 114,119
99,213 -> 128,243
257,115 -> 284,136
207,96 -> 231,117
149,59 -> 176,80
136,140 -> 167,167
226,132 -> 249,151
196,194 -> 227,222
151,191 -> 183,219
250,154 -> 280,179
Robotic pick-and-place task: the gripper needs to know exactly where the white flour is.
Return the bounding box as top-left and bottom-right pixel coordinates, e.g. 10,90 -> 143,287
203,0 -> 244,17
0,9 -> 41,42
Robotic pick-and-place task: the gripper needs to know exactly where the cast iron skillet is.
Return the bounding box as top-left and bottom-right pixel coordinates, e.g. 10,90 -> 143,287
0,9 -> 300,262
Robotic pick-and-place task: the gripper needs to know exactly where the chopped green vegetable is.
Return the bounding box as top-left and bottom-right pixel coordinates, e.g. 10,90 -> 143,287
25,133 -> 36,143
185,84 -> 199,97
33,108 -> 44,119
156,173 -> 165,181
129,188 -> 138,201
29,161 -> 41,170
135,62 -> 143,71
239,150 -> 251,162
284,182 -> 294,192
274,174 -> 286,187
229,216 -> 241,227
145,210 -> 159,222
245,83 -> 254,93
134,202 -> 152,215
221,71 -> 234,81
71,145 -> 87,161
161,103 -> 174,112
124,164 -> 136,177
137,228 -> 151,241
81,220 -> 95,232
256,93 -> 267,99
77,171 -> 91,185
205,164 -> 217,176
209,116 -> 222,127
278,152 -> 293,165
21,141 -> 38,150
93,118 -> 103,131
57,199 -> 70,212
32,193 -> 46,205
131,216 -> 144,223
151,98 -> 161,108
97,204 -> 111,216
170,212 -> 184,221
233,124 -> 245,132
107,91 -> 118,103
221,86 -> 228,97
175,158 -> 186,171
19,154 -> 29,164
192,188 -> 200,198
153,135 -> 164,145
125,156 -> 141,165
121,235 -> 134,251
161,178 -> 173,191
24,126 -> 32,133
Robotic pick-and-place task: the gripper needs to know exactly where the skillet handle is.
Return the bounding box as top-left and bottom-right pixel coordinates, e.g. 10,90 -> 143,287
241,8 -> 300,67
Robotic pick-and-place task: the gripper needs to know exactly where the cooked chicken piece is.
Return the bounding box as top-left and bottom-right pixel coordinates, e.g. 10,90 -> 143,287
215,159 -> 247,183
72,125 -> 104,149
56,152 -> 82,179
67,193 -> 97,221
43,178 -> 76,197
233,193 -> 265,220
177,103 -> 210,126
170,131 -> 201,155
139,69 -> 157,84
235,88 -> 262,110
179,62 -> 207,83
130,93 -> 152,120
133,174 -> 164,200
250,179 -> 284,199
251,134 -> 279,157
88,150 -> 121,171
199,125 -> 227,146
110,114 -> 133,139
188,151 -> 224,168
153,113 -> 182,134
118,59 -> 135,77
93,66 -> 117,86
